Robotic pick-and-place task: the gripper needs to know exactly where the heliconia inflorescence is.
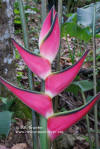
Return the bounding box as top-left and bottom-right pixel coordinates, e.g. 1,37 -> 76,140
0,7 -> 100,141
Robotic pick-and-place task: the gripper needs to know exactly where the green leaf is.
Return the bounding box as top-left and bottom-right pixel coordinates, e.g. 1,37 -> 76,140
66,13 -> 76,22
0,97 -> 8,104
77,2 -> 100,33
66,80 -> 93,95
0,97 -> 15,111
14,19 -> 21,25
31,7 -> 40,13
12,100 -> 32,120
14,1 -> 19,9
77,6 -> 93,28
0,111 -> 12,136
66,84 -> 80,96
14,9 -> 20,15
72,80 -> 93,92
24,5 -> 31,10
15,50 -> 20,59
61,22 -> 92,42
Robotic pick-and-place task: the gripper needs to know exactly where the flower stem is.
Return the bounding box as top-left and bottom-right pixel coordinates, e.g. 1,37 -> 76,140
56,0 -> 62,71
40,80 -> 50,149
92,4 -> 99,149
40,115 -> 49,149
39,1 -> 50,149
54,0 -> 62,113
41,0 -> 47,22
18,1 -> 38,149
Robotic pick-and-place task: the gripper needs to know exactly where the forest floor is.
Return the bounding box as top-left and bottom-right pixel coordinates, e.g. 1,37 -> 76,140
0,1 -> 100,149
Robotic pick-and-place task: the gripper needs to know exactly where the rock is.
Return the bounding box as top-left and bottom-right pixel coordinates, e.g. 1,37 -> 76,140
11,143 -> 27,149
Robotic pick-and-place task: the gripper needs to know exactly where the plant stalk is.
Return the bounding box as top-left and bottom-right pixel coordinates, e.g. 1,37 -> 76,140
18,1 -> 38,149
53,3 -> 62,148
57,0 -> 62,71
92,4 -> 99,149
54,0 -> 62,113
40,115 -> 49,149
81,91 -> 92,149
41,0 -> 47,22
39,1 -> 49,149
40,80 -> 50,149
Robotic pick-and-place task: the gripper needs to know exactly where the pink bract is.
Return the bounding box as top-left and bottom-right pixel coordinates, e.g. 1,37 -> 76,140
12,39 -> 51,80
39,7 -> 60,63
45,50 -> 89,98
0,77 -> 53,118
47,93 -> 100,140
39,7 -> 55,45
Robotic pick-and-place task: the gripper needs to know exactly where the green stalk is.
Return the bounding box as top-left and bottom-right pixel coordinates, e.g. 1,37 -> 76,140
39,1 -> 49,149
41,0 -> 47,22
40,115 -> 49,149
57,0 -> 62,71
53,3 -> 62,148
40,80 -> 50,149
81,91 -> 92,149
18,1 -> 38,149
90,130 -> 100,134
92,4 -> 99,149
40,81 -> 50,149
54,0 -> 62,113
